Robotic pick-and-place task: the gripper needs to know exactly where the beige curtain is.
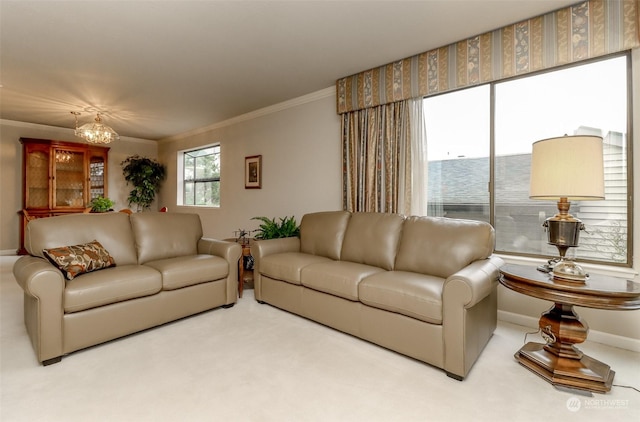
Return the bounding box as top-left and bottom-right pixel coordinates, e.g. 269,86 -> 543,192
408,98 -> 427,216
342,100 -> 412,214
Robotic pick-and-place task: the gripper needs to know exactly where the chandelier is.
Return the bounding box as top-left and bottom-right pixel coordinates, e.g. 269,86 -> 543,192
71,111 -> 119,144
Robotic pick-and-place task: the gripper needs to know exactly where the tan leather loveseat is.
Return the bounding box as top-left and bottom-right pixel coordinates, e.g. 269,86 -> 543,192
13,212 -> 241,365
253,211 -> 504,380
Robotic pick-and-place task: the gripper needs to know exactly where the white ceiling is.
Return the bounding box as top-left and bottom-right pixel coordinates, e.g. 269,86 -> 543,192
0,0 -> 578,141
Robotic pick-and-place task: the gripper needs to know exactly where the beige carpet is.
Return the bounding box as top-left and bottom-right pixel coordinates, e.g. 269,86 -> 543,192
1,256 -> 639,422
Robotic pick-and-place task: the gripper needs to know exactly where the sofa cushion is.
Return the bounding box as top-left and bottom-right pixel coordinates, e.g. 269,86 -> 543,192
359,271 -> 444,324
43,240 -> 115,280
301,261 -> 384,301
64,265 -> 162,313
395,216 -> 495,279
25,213 -> 138,266
145,255 -> 229,290
340,212 -> 404,270
131,213 -> 202,264
260,252 -> 332,285
300,211 -> 351,260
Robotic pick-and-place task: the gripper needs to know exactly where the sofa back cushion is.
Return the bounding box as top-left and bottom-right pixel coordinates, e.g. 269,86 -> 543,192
131,212 -> 202,264
341,212 -> 405,270
300,211 -> 351,260
395,216 -> 495,278
25,212 -> 138,266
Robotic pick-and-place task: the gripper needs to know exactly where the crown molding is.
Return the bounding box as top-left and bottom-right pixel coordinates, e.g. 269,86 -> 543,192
2,85 -> 336,146
160,86 -> 335,143
0,119 -> 156,145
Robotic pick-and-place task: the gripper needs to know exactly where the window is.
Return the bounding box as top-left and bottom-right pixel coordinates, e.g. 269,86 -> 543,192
181,145 -> 220,207
424,85 -> 490,222
423,54 -> 631,266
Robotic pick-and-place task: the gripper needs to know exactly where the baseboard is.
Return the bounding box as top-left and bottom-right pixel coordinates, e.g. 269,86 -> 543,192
0,250 -> 18,256
498,310 -> 640,353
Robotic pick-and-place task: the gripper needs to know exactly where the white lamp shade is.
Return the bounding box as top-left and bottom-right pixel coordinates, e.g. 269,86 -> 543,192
529,135 -> 605,201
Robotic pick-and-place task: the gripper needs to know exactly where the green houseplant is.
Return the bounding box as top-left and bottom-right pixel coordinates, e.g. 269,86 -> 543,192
121,155 -> 167,211
251,216 -> 300,239
90,196 -> 115,213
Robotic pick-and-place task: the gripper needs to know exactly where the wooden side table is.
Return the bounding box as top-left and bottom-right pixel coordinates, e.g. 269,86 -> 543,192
238,242 -> 253,298
499,264 -> 640,393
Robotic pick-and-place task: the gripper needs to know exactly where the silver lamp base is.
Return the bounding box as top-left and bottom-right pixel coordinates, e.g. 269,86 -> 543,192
551,259 -> 588,282
543,199 -> 588,284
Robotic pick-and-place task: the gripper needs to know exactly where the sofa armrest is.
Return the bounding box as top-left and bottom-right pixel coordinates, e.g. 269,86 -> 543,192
198,238 -> 242,304
13,256 -> 66,363
252,237 -> 301,301
443,256 -> 504,308
198,238 -> 242,262
442,255 -> 504,379
252,237 -> 301,258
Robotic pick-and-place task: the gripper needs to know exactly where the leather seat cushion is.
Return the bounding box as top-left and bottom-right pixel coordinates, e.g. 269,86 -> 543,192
359,271 -> 444,324
260,252 -> 332,285
25,213 -> 138,266
301,261 -> 384,301
131,213 -> 202,264
340,212 -> 404,270
145,255 -> 229,290
300,211 -> 351,260
395,216 -> 494,279
64,265 -> 162,313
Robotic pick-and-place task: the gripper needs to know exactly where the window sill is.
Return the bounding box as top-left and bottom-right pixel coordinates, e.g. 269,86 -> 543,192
175,205 -> 221,210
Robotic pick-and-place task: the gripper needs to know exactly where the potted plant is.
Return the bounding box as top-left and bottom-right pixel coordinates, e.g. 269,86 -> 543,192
251,216 -> 300,239
121,155 -> 166,211
90,196 -> 115,213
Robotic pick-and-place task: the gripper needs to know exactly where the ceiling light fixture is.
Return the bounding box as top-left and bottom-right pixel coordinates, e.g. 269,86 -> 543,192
71,111 -> 119,144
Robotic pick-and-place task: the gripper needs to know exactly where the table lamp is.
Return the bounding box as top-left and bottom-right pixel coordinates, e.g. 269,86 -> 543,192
529,135 -> 604,282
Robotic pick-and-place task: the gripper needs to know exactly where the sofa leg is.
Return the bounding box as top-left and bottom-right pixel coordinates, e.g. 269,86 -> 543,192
257,300 -> 266,304
446,372 -> 464,381
42,356 -> 62,366
222,303 -> 235,309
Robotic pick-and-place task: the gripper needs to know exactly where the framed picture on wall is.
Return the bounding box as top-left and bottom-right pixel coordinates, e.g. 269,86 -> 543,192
245,155 -> 262,189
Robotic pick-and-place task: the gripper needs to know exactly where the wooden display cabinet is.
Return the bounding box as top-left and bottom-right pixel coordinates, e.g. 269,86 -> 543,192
17,138 -> 109,254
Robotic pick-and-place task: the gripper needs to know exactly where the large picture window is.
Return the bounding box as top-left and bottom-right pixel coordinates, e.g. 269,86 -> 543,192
424,85 -> 490,222
181,145 -> 220,207
423,53 -> 631,266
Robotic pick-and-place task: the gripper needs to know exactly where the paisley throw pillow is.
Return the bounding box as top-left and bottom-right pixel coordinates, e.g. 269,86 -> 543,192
43,240 -> 116,280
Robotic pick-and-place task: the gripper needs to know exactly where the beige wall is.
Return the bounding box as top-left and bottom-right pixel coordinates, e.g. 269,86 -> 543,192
0,121 -> 158,252
157,89 -> 342,240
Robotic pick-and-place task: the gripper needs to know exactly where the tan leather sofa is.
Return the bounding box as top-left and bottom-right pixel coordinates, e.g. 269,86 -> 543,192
253,211 -> 504,380
13,212 -> 241,365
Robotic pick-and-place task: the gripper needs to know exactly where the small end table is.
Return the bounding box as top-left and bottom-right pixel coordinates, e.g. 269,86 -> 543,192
238,241 -> 253,298
499,264 -> 640,393
224,238 -> 254,299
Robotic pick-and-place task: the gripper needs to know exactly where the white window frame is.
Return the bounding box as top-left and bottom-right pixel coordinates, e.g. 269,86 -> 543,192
177,144 -> 221,207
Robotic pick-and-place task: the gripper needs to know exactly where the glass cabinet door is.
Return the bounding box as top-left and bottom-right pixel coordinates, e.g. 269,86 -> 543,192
89,153 -> 107,201
53,148 -> 85,208
25,145 -> 51,209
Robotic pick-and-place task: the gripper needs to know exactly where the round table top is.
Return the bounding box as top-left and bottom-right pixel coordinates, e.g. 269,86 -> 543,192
499,264 -> 640,310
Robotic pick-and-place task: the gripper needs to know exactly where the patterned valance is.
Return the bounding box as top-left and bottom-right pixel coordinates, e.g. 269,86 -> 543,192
336,0 -> 640,114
